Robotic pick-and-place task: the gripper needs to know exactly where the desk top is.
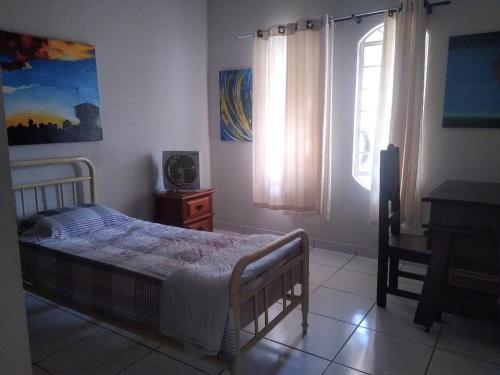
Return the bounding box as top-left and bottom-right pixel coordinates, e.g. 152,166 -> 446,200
423,180 -> 500,206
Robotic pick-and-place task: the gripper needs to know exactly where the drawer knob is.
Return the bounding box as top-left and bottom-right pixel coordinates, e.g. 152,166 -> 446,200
196,204 -> 203,210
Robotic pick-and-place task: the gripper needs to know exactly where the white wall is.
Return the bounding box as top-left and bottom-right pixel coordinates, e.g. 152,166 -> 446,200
0,0 -> 209,371
208,0 -> 398,255
3,0 -> 210,220
420,0 -> 500,196
0,75 -> 31,373
208,0 -> 500,256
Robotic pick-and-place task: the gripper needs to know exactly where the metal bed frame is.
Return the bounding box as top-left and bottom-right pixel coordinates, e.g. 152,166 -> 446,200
11,157 -> 309,375
11,157 -> 96,216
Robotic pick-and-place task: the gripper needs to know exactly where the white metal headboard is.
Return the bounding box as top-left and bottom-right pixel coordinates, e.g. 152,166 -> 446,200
10,157 -> 96,218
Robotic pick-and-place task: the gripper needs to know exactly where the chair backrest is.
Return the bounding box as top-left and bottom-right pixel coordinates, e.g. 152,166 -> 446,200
379,144 -> 401,247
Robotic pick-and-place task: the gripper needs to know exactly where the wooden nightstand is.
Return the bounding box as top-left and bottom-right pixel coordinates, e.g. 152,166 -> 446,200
154,189 -> 216,231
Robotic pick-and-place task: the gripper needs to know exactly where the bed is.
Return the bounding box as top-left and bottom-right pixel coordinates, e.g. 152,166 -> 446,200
11,157 -> 310,375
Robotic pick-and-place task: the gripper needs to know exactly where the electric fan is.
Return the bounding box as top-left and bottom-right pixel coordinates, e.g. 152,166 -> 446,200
162,151 -> 200,191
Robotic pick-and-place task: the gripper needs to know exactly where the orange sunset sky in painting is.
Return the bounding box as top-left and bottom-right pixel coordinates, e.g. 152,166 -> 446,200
0,30 -> 100,128
5,113 -> 65,128
33,39 -> 95,62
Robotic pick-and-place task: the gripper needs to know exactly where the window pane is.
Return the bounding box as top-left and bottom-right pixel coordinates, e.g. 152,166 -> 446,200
353,23 -> 385,190
365,28 -> 384,43
360,89 -> 378,111
358,132 -> 372,154
357,152 -> 373,174
359,111 -> 376,132
363,45 -> 383,67
362,66 -> 381,90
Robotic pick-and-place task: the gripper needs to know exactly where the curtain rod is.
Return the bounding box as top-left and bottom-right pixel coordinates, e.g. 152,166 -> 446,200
237,0 -> 450,39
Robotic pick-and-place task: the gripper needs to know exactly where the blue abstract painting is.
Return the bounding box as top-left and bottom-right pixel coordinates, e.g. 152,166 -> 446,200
220,69 -> 252,141
443,31 -> 500,128
0,30 -> 102,145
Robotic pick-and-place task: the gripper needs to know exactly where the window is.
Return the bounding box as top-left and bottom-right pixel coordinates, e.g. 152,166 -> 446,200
352,24 -> 384,190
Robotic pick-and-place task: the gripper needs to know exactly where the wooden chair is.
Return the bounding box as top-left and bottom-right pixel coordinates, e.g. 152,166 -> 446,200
376,144 -> 431,307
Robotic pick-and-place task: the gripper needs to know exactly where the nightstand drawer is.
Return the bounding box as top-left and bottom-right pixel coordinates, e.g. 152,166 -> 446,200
154,188 -> 216,232
187,218 -> 212,231
186,196 -> 210,218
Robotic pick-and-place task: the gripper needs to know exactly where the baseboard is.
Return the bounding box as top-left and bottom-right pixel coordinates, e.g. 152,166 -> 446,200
214,220 -> 377,259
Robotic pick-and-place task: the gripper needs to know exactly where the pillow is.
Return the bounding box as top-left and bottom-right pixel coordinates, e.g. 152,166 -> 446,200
19,204 -> 130,240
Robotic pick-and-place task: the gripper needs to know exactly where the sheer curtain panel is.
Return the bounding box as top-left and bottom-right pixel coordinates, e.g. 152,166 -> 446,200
252,17 -> 333,219
369,0 -> 427,230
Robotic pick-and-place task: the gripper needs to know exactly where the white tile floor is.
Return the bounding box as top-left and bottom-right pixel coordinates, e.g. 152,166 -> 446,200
27,248 -> 500,375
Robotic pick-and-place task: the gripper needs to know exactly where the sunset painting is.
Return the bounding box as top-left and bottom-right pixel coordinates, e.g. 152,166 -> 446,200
220,69 -> 252,141
0,30 -> 102,145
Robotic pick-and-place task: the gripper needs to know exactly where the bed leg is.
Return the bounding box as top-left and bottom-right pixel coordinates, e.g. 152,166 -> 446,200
229,291 -> 242,375
301,235 -> 309,335
301,293 -> 309,335
230,357 -> 241,375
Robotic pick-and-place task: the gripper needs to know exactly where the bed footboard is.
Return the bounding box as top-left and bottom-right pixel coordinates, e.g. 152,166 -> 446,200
228,229 -> 309,375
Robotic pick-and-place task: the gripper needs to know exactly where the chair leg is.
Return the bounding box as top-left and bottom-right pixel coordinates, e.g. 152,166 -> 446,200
377,251 -> 388,307
389,256 -> 399,289
434,311 -> 443,323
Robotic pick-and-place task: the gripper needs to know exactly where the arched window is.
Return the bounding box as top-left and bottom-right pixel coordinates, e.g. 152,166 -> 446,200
352,24 -> 384,190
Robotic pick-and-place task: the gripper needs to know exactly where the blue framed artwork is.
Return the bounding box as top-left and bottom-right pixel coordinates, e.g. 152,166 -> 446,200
0,30 -> 102,145
219,69 -> 252,141
443,31 -> 500,128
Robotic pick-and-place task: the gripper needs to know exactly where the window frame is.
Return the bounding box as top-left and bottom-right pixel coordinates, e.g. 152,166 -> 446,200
352,24 -> 384,190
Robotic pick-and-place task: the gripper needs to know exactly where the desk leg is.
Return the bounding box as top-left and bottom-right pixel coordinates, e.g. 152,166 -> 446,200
497,239 -> 500,315
414,231 -> 451,329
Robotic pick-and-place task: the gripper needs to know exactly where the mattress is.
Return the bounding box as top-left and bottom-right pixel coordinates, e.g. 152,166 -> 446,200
19,218 -> 302,357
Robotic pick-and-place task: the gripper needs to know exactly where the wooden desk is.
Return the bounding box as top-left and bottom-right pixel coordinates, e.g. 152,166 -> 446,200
414,180 -> 500,329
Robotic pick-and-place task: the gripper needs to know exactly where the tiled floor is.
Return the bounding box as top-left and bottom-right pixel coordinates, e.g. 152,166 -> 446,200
27,248 -> 500,375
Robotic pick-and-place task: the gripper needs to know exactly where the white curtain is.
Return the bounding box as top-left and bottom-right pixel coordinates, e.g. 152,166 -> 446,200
252,17 -> 333,218
369,0 -> 427,230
